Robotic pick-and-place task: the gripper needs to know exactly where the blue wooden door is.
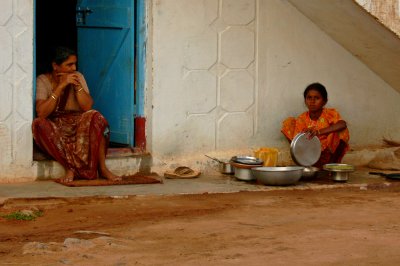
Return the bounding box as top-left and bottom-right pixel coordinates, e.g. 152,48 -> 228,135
76,0 -> 135,146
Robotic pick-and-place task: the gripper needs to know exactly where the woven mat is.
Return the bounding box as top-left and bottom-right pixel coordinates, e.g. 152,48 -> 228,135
54,173 -> 162,187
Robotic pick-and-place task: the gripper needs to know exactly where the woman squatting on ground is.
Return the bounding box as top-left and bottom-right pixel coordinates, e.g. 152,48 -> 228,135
281,82 -> 350,168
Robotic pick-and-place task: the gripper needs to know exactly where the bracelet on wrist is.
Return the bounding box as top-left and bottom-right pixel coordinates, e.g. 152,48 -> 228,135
76,86 -> 84,93
50,93 -> 58,100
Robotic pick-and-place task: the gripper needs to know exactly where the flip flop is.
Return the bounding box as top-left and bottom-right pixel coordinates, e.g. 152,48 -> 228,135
369,172 -> 400,179
164,166 -> 201,179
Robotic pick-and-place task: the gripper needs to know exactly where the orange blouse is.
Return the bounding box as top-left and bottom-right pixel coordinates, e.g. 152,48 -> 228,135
281,108 -> 349,154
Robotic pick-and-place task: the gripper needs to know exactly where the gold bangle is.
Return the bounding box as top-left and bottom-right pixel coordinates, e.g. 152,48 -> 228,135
76,87 -> 84,93
50,94 -> 57,100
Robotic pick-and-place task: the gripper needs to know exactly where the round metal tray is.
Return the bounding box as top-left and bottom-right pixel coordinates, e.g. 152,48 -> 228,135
231,156 -> 263,165
323,163 -> 355,172
230,161 -> 263,169
290,133 -> 321,166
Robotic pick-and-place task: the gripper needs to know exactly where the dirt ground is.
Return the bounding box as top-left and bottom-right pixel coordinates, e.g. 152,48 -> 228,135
1,185 -> 400,265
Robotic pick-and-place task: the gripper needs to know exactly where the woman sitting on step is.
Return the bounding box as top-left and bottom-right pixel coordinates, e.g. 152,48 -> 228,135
32,46 -> 121,183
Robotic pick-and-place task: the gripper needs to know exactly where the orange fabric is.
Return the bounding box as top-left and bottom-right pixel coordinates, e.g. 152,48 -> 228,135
281,108 -> 350,164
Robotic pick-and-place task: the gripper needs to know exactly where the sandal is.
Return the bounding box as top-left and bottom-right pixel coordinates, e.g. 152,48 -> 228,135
164,166 -> 201,179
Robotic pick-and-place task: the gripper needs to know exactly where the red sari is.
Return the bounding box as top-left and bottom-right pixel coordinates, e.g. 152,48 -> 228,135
32,76 -> 109,179
281,108 -> 350,167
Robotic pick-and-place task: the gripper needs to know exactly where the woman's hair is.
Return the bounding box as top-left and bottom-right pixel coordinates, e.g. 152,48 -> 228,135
43,46 -> 76,72
50,46 -> 76,65
303,82 -> 328,102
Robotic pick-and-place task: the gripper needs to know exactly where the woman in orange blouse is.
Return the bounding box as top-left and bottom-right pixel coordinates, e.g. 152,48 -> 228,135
281,83 -> 350,168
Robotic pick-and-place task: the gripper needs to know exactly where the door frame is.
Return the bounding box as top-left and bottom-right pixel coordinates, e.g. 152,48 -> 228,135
135,0 -> 147,150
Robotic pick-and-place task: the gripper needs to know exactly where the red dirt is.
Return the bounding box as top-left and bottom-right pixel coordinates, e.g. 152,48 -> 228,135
1,186 -> 400,265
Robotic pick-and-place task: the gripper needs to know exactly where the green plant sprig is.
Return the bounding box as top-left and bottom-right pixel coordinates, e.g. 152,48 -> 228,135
1,210 -> 43,221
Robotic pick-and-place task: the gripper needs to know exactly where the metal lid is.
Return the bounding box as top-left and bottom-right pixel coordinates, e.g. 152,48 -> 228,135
230,161 -> 263,169
323,163 -> 355,172
290,132 -> 321,166
231,156 -> 263,165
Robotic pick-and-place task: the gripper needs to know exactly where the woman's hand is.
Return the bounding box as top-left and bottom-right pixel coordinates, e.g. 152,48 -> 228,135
303,120 -> 347,139
72,73 -> 93,111
57,72 -> 81,89
302,127 -> 319,139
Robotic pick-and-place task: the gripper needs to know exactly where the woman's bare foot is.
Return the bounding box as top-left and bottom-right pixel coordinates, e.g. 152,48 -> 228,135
58,169 -> 74,183
98,136 -> 121,181
100,167 -> 122,181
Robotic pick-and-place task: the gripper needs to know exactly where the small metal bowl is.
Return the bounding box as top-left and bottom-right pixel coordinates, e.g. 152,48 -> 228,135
301,166 -> 319,178
233,167 -> 254,181
219,161 -> 234,175
323,163 -> 355,182
231,161 -> 262,181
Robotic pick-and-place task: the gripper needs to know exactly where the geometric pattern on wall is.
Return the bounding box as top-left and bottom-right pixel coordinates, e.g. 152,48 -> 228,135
183,0 -> 257,149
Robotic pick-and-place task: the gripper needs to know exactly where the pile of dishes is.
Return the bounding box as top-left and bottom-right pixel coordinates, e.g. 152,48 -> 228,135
251,132 -> 321,186
289,132 -> 354,182
230,156 -> 263,181
223,132 -> 354,185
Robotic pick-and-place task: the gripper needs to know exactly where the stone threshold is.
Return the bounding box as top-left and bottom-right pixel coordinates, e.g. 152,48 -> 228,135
33,147 -> 152,180
33,146 -> 150,161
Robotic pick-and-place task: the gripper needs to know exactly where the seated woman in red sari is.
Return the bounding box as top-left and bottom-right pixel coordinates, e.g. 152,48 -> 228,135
281,82 -> 350,168
32,47 -> 121,182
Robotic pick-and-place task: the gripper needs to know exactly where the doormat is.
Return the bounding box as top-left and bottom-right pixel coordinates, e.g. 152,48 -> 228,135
54,173 -> 162,187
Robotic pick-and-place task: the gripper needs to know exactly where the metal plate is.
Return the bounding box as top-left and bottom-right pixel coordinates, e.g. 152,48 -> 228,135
231,156 -> 263,165
323,163 -> 355,172
290,133 -> 321,166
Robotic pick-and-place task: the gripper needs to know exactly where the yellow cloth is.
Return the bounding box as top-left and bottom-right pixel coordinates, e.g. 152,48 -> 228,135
254,147 -> 278,167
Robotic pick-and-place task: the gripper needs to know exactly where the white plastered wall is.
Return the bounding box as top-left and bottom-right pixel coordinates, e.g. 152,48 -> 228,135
0,0 -> 36,182
0,0 -> 400,181
150,0 -> 400,167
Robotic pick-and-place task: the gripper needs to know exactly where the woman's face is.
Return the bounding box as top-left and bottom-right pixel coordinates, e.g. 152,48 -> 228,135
53,55 -> 77,73
305,89 -> 326,112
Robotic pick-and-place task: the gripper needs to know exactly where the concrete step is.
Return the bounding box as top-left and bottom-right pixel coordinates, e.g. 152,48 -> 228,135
33,148 -> 152,180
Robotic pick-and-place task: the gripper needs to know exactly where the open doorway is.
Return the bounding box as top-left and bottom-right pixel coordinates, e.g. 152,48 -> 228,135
35,0 -> 142,154
36,0 -> 77,76
33,0 -> 78,161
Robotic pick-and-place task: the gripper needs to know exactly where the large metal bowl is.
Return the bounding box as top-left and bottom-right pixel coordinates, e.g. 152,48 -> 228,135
251,166 -> 304,186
